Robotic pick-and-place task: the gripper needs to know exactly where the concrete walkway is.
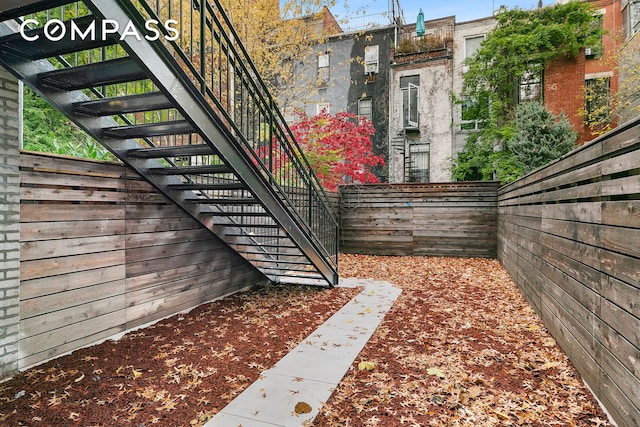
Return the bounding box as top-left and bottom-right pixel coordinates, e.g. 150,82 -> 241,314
205,279 -> 402,427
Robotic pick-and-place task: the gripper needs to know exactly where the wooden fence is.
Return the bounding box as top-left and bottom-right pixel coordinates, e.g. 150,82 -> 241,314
19,152 -> 267,369
497,118 -> 640,427
338,182 -> 499,258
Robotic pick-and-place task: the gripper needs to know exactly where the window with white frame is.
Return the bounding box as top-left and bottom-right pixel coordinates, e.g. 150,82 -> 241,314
460,96 -> 489,131
400,75 -> 419,129
317,52 -> 329,86
464,34 -> 485,59
364,45 -> 379,74
462,34 -> 485,73
358,98 -> 373,121
623,0 -> 640,39
409,145 -> 430,183
316,103 -> 330,115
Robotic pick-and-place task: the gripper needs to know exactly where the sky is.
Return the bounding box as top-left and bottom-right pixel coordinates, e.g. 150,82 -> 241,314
335,0 -> 557,27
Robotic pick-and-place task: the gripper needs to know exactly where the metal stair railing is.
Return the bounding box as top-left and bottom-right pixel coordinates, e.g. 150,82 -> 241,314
118,0 -> 339,269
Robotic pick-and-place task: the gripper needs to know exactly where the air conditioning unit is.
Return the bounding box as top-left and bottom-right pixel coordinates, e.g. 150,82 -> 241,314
585,47 -> 593,56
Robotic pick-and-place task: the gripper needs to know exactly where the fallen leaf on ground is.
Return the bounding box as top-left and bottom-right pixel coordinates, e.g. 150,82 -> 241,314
358,361 -> 375,371
426,367 -> 445,378
294,401 -> 312,414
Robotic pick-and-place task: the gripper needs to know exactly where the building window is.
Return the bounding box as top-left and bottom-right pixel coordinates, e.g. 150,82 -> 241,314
317,52 -> 329,86
584,77 -> 611,125
464,35 -> 485,59
462,35 -> 485,73
460,96 -> 489,131
364,45 -> 379,74
519,69 -> 542,102
358,98 -> 373,121
624,0 -> 640,39
400,75 -> 419,129
409,146 -> 429,182
586,13 -> 604,58
316,103 -> 330,115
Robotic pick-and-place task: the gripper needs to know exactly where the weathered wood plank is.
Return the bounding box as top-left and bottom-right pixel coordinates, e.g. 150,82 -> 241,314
19,309 -> 126,369
601,276 -> 640,319
20,187 -> 126,203
20,235 -> 126,261
339,182 -> 498,257
17,152 -> 267,371
20,150 -> 124,176
601,200 -> 640,227
21,265 -> 125,300
20,203 -> 125,222
21,219 -> 126,241
124,229 -> 213,249
20,250 -> 126,281
125,217 -> 199,234
497,118 -> 640,427
21,170 -> 125,190
21,279 -> 126,319
602,174 -> 640,197
20,295 -> 126,338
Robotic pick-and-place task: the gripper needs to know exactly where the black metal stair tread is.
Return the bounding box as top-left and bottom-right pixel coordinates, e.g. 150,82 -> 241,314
103,120 -> 194,138
225,232 -> 288,238
0,15 -> 117,60
260,268 -> 319,274
38,57 -> 147,90
168,182 -> 246,190
0,0 -> 75,22
128,144 -> 214,158
73,92 -> 174,116
262,259 -> 314,265
202,211 -> 269,217
186,197 -> 257,205
238,250 -> 304,256
149,164 -> 232,175
217,223 -> 281,228
259,267 -> 320,274
235,243 -> 298,249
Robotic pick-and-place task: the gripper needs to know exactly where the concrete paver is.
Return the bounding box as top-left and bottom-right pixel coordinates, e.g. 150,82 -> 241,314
205,278 -> 401,427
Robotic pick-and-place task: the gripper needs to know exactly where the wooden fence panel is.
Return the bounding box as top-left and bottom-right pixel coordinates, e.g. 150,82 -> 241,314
497,118 -> 640,427
339,182 -> 499,258
19,152 -> 267,370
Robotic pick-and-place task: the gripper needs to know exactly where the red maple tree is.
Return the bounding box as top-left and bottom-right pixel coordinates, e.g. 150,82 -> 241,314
289,110 -> 384,191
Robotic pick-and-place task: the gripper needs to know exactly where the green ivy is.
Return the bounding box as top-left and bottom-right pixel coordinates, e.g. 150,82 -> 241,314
453,2 -> 601,183
22,87 -> 117,161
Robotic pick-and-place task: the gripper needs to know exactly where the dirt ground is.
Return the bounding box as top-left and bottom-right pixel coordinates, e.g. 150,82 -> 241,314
0,255 -> 613,426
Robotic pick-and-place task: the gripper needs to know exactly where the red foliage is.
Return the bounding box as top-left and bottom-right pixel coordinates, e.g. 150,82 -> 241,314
290,110 -> 384,191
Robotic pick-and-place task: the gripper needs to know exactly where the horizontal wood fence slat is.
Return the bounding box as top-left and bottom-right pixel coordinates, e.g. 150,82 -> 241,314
338,182 -> 499,258
19,152 -> 268,370
497,117 -> 640,427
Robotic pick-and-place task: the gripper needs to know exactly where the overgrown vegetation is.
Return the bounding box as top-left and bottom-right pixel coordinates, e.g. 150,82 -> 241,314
22,87 -> 116,161
453,2 -> 602,183
453,102 -> 576,182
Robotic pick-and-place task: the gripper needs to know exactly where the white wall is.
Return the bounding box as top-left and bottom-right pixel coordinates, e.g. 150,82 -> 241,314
389,60 -> 454,182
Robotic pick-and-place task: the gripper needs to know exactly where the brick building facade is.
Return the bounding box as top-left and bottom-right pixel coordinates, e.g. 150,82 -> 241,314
0,65 -> 20,378
545,0 -> 623,144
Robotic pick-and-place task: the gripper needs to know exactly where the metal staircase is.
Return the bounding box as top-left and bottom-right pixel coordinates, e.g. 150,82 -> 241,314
0,0 -> 338,286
